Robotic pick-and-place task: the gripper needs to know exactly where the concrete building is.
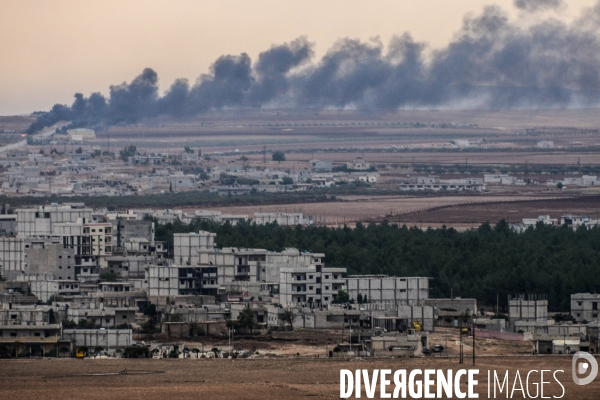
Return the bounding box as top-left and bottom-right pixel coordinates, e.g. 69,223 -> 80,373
508,295 -> 548,325
399,176 -> 484,192
16,203 -> 92,237
0,236 -> 24,278
254,212 -> 311,226
571,293 -> 600,323
346,276 -> 429,307
279,265 -> 346,307
309,159 -> 333,172
62,329 -> 132,351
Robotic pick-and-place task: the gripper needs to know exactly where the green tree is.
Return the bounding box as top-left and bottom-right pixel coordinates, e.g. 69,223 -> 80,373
272,151 -> 286,162
281,177 -> 293,185
333,289 -> 350,304
237,306 -> 255,335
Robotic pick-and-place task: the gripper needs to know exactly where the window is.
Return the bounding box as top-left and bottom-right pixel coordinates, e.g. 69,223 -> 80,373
324,297 -> 328,301
10,332 -> 16,337
593,302 -> 598,310
578,302 -> 583,306
325,275 -> 329,279
34,332 -> 40,337
325,286 -> 329,290
334,275 -> 338,279
309,275 -> 314,279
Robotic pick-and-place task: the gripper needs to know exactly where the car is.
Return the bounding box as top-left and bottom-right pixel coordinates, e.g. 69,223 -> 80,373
422,348 -> 431,355
433,345 -> 445,353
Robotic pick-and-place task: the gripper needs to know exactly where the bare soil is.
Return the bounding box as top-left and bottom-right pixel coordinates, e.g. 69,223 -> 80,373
0,355 -> 596,399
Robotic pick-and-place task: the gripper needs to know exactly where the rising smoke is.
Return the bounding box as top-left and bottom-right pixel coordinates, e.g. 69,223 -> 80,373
27,2 -> 600,134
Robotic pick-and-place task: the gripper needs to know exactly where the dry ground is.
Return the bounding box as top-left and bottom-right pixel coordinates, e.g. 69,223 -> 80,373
196,193 -> 588,229
0,356 -> 596,399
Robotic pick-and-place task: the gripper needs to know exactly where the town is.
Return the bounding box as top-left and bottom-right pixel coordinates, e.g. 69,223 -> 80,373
0,201 -> 598,361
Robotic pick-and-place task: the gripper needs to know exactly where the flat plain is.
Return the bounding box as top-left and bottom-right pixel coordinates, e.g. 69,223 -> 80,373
0,356 -> 596,399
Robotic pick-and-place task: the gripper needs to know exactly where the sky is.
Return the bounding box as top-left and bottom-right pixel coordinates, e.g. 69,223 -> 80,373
0,0 -> 597,116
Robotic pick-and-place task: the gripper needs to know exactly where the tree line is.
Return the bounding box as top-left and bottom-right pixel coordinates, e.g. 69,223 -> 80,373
153,218 -> 600,312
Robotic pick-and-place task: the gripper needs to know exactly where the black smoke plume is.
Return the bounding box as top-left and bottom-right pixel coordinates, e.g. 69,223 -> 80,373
27,3 -> 600,134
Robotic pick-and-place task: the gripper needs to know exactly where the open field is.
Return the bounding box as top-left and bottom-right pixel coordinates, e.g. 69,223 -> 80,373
0,355 -> 596,399
197,193 -> 596,228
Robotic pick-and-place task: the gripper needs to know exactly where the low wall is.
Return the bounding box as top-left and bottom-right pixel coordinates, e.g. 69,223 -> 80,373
475,329 -> 526,341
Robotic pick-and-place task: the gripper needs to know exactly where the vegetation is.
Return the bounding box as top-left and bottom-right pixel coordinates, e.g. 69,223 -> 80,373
332,289 -> 350,304
237,306 -> 256,335
272,151 -> 286,162
154,219 -> 600,311
119,145 -> 137,162
99,270 -> 118,282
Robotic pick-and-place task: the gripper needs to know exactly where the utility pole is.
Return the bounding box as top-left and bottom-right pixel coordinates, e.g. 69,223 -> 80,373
459,318 -> 463,364
349,323 -> 352,353
472,317 -> 476,366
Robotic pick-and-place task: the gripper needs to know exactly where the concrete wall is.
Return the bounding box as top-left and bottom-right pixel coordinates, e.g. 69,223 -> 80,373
0,236 -> 23,277
62,329 -> 132,349
347,276 -> 429,307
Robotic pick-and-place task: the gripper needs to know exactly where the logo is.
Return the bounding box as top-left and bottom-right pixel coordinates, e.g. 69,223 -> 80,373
572,351 -> 598,386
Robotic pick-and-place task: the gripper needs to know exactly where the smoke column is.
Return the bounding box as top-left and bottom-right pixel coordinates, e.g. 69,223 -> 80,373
27,2 -> 600,133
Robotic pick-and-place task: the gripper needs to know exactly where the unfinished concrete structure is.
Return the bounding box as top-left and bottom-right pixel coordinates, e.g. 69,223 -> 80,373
346,276 -> 429,307
16,203 -> 92,237
254,212 -> 311,226
508,294 -> 548,325
571,293 -> 600,323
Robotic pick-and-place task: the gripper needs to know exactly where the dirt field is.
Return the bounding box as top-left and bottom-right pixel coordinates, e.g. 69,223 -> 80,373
197,193 -> 589,228
1,355 -> 596,399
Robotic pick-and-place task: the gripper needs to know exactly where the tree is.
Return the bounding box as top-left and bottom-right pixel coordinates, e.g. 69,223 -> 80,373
357,293 -> 363,304
332,289 -> 350,304
557,182 -> 563,189
281,177 -> 294,185
237,306 -> 255,335
283,308 -> 295,330
99,270 -> 118,282
272,151 -> 286,162
184,146 -> 194,154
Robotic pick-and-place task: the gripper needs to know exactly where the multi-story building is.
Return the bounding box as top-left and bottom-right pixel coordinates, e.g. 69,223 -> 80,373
16,203 -> 92,237
346,276 -> 429,307
279,264 -> 346,307
571,293 -> 600,323
508,294 -> 548,324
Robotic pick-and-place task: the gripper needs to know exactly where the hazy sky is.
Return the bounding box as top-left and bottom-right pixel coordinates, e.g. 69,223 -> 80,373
1,0 -> 596,115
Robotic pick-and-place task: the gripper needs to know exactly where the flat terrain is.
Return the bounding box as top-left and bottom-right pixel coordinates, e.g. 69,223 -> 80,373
199,193 -> 595,228
0,355 -> 596,399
